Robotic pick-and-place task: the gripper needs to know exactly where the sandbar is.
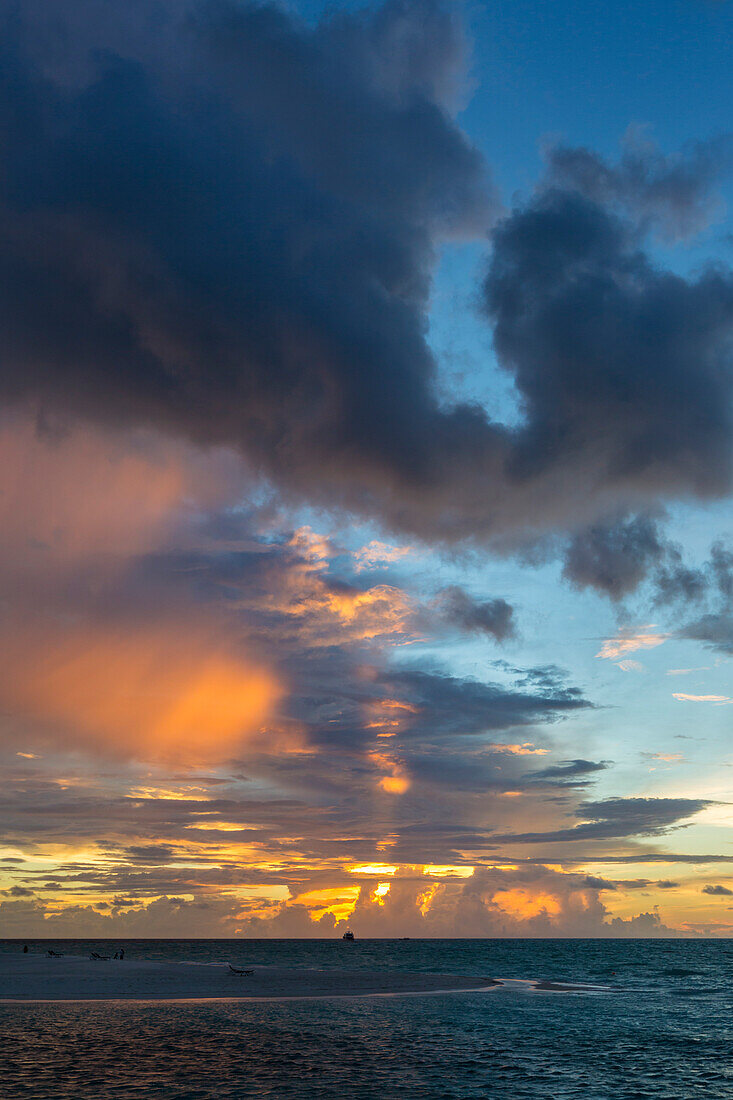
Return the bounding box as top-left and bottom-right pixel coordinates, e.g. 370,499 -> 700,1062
0,953 -> 500,1002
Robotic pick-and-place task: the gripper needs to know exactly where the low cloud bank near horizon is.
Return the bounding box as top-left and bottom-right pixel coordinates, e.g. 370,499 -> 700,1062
0,864 -> 693,939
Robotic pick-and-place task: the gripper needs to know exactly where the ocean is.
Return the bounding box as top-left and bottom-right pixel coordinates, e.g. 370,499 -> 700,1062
1,938 -> 732,1098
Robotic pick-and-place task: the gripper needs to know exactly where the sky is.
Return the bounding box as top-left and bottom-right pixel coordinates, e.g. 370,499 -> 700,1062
1,0 -> 733,939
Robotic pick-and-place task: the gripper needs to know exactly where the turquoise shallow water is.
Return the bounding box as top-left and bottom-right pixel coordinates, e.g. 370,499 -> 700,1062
2,939 -> 733,1098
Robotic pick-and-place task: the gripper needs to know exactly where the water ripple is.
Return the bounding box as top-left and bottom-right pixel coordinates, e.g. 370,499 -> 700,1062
2,938 -> 732,1098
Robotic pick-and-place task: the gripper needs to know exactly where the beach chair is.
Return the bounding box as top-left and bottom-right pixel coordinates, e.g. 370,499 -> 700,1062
47,949 -> 64,957
227,963 -> 254,975
90,951 -> 110,961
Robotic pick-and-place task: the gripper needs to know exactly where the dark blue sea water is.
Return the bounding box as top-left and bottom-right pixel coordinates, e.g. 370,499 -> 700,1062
1,938 -> 732,1098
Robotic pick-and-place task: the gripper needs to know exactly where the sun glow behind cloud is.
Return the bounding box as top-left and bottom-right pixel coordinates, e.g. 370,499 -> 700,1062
423,865 -> 474,878
349,865 -> 398,876
1,622 -> 282,760
493,888 -> 562,921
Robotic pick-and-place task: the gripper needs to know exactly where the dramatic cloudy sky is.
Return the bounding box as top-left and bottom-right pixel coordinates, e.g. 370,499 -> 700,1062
2,0 -> 733,938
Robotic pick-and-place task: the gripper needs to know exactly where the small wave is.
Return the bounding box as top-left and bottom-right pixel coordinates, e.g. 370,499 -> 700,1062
493,977 -> 613,995
533,979 -> 612,994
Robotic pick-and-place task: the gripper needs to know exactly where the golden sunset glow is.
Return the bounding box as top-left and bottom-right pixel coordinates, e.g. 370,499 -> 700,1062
292,887 -> 361,922
323,586 -> 415,640
417,884 -> 440,916
423,865 -> 475,878
349,865 -> 398,876
379,775 -> 411,794
492,889 -> 562,921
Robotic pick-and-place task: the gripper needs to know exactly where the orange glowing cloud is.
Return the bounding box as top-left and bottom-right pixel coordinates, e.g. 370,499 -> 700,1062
369,750 -> 411,794
487,742 -> 549,756
250,542 -> 416,647
291,886 -> 360,922
417,883 -> 440,916
288,526 -> 333,566
322,586 -> 414,639
373,882 -> 391,904
423,865 -> 474,878
492,887 -> 562,920
349,864 -> 397,875
365,697 -> 420,737
379,775 -> 410,794
0,621 -> 283,761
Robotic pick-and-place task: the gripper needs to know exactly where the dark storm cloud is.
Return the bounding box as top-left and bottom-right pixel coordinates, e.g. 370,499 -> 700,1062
124,844 -> 177,864
0,2 -> 731,549
679,613 -> 733,653
652,540 -> 733,607
652,540 -> 733,650
545,132 -> 732,241
528,758 -> 609,785
562,519 -> 730,602
702,883 -> 733,895
385,745 -> 604,795
0,0 -> 499,534
562,514 -> 665,599
436,586 -> 516,640
373,667 -> 589,739
581,874 -> 616,890
491,796 -> 712,844
653,555 -> 710,606
484,188 -> 733,519
573,796 -> 713,834
506,664 -> 578,692
709,543 -> 733,600
247,659 -> 592,810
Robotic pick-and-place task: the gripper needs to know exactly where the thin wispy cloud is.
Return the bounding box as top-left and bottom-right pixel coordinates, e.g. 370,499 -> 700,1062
641,752 -> 686,764
596,628 -> 668,660
673,693 -> 733,704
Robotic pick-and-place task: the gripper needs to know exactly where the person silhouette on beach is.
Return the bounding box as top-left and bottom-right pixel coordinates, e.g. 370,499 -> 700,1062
23,944 -> 28,953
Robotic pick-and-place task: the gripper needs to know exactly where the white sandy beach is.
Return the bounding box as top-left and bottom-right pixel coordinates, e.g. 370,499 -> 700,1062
0,953 -> 500,1001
